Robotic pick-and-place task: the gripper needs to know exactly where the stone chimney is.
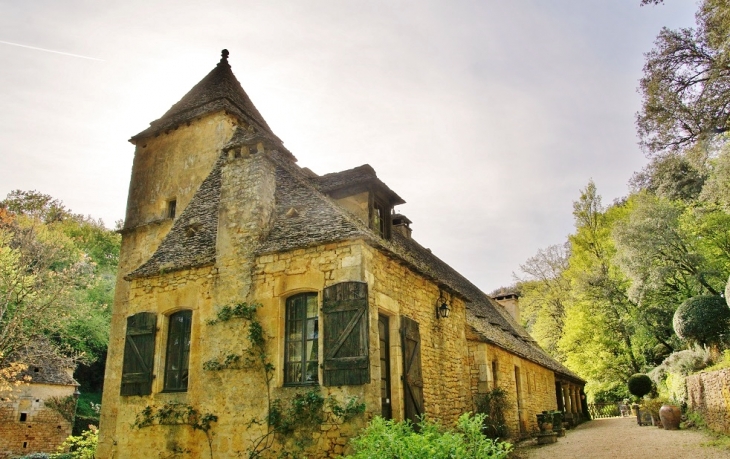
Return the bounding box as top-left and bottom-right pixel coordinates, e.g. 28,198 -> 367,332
391,213 -> 412,239
493,291 -> 520,323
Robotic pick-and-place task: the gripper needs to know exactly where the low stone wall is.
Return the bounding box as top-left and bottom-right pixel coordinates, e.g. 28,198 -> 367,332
686,368 -> 730,434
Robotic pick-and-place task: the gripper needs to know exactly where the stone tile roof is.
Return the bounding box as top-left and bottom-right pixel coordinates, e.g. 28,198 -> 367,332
12,340 -> 77,386
258,153 -> 374,254
317,165 -> 405,205
383,232 -> 583,382
131,50 -> 279,143
126,156 -> 222,279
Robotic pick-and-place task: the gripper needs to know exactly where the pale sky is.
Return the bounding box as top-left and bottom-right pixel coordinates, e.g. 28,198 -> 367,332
0,1 -> 697,292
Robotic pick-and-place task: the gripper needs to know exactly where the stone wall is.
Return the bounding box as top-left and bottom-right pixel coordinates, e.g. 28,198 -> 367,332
100,242 -> 372,459
687,368 -> 730,435
363,244 -> 471,427
0,384 -> 75,459
467,338 -> 557,437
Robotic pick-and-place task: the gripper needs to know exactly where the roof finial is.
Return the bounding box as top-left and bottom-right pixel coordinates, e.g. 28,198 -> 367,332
221,49 -> 229,62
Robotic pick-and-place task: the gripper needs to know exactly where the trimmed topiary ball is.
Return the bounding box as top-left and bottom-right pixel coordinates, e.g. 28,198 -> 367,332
627,374 -> 653,398
673,295 -> 730,347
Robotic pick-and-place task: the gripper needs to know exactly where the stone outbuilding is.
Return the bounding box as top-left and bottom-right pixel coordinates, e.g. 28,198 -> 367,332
98,50 -> 584,458
0,343 -> 79,459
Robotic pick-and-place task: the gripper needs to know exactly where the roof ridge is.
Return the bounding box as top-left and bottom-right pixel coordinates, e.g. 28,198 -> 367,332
131,50 -> 279,142
126,155 -> 224,279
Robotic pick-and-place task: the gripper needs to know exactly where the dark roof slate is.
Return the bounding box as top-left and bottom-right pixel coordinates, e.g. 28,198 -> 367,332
257,153 -> 374,254
126,156 -> 223,279
384,232 -> 583,382
131,50 -> 278,142
12,340 -> 77,386
317,165 -> 405,205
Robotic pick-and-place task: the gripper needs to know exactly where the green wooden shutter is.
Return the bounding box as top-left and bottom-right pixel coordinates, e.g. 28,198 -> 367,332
401,316 -> 424,426
120,312 -> 157,396
323,281 -> 369,386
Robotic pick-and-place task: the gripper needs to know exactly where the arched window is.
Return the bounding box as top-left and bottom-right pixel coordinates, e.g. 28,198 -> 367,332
284,293 -> 319,385
164,310 -> 192,391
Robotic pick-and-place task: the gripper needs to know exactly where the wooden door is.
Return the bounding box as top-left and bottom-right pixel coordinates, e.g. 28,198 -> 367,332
322,282 -> 369,386
379,315 -> 392,419
401,316 -> 424,426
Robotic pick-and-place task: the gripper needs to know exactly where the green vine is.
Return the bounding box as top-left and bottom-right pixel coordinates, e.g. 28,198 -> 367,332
45,395 -> 77,423
206,302 -> 365,458
206,301 -> 260,325
133,403 -> 218,458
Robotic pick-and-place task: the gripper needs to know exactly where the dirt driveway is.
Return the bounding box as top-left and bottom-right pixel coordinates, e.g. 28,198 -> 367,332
517,417 -> 729,459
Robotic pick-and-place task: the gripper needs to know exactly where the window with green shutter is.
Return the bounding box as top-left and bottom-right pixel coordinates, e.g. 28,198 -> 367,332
284,293 -> 319,385
120,312 -> 157,396
322,281 -> 369,386
164,310 -> 192,392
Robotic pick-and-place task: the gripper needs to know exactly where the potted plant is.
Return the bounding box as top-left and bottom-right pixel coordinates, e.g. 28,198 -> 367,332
537,411 -> 553,432
641,397 -> 667,427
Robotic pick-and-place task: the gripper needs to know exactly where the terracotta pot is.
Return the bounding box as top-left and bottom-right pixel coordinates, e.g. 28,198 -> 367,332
541,422 -> 553,432
659,404 -> 681,430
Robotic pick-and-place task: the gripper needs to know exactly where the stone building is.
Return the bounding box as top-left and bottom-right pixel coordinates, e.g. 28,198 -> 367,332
0,343 -> 79,459
98,50 -> 584,458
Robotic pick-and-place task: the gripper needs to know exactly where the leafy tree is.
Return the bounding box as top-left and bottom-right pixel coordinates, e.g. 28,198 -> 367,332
557,183 -> 647,395
630,154 -> 706,201
627,373 -> 653,398
673,295 -> 730,347
0,191 -> 119,393
515,244 -> 570,359
700,142 -> 730,210
637,0 -> 730,156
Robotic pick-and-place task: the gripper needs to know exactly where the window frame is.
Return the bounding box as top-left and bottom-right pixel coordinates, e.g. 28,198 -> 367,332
283,293 -> 320,386
163,310 -> 192,392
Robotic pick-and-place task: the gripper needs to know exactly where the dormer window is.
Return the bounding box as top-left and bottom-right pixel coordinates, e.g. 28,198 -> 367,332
370,201 -> 390,239
167,199 -> 177,219
372,202 -> 387,238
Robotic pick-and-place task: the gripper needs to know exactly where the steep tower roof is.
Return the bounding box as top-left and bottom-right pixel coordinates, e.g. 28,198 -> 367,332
131,50 -> 279,142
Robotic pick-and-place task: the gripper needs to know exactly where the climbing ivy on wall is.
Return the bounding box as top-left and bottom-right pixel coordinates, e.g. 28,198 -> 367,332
205,301 -> 365,458
133,403 -> 218,458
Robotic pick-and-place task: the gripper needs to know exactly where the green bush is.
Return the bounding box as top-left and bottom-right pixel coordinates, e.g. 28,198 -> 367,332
474,387 -> 512,439
673,295 -> 730,347
345,413 -> 512,459
627,374 -> 653,398
55,425 -> 98,459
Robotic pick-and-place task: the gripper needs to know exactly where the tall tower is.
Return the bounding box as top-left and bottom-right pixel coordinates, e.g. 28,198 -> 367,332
99,51 -> 283,456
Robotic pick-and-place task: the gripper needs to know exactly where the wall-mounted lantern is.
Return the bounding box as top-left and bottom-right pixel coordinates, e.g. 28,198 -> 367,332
436,291 -> 451,319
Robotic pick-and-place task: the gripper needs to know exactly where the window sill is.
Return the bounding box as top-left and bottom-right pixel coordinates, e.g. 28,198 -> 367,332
283,382 -> 320,388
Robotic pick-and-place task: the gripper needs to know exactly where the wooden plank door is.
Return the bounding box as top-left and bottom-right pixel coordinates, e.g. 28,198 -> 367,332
322,281 -> 369,386
379,315 -> 392,419
401,316 -> 424,426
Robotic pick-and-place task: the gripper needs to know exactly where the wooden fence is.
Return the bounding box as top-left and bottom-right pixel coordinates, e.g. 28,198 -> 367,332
587,402 -> 629,419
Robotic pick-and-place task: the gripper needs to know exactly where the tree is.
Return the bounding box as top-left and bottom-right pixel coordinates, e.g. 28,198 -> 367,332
630,154 -> 706,201
558,182 -> 646,395
627,373 -> 653,398
637,0 -> 730,156
673,295 -> 730,347
515,244 -> 571,359
0,191 -> 120,393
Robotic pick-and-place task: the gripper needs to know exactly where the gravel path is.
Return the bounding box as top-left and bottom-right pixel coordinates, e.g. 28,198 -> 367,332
517,417 -> 729,459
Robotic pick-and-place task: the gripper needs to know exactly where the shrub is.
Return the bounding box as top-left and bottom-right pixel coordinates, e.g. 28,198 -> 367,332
648,348 -> 711,403
345,413 -> 512,459
627,374 -> 653,398
641,396 -> 669,421
673,295 -> 730,347
474,387 -> 512,439
56,425 -> 98,459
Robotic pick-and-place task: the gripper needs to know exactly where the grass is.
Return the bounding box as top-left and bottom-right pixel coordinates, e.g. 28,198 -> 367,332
75,391 -> 101,419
